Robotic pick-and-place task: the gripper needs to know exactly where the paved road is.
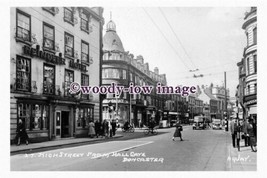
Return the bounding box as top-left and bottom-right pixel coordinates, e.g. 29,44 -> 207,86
11,126 -> 237,171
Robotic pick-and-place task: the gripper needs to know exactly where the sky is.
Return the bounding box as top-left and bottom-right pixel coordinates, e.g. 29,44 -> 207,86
102,7 -> 250,97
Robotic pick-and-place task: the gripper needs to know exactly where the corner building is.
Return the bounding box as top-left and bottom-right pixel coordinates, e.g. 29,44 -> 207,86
237,7 -> 257,120
10,7 -> 104,143
102,19 -> 167,126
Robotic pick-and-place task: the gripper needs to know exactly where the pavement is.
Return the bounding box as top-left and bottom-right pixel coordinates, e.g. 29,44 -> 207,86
10,134 -> 123,155
225,131 -> 257,171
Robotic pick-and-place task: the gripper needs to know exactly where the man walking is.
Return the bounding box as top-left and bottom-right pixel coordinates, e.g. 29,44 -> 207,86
230,118 -> 238,148
242,118 -> 250,147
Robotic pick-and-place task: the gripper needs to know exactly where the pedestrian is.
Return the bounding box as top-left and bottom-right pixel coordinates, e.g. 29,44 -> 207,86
172,121 -> 183,141
248,118 -> 257,152
103,119 -> 109,138
88,120 -> 95,138
111,119 -> 117,136
94,120 -> 101,138
16,119 -> 29,146
230,118 -> 238,148
242,118 -> 250,147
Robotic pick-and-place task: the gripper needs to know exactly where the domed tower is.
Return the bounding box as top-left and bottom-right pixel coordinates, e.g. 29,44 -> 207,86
103,19 -> 125,53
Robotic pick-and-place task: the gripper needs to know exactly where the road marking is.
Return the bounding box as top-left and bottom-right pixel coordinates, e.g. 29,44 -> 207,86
91,141 -> 154,160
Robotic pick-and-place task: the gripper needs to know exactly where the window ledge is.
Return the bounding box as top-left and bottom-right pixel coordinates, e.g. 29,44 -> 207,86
81,27 -> 90,34
64,17 -> 75,26
15,37 -> 32,46
65,55 -> 75,60
43,47 -> 56,54
42,8 -> 56,16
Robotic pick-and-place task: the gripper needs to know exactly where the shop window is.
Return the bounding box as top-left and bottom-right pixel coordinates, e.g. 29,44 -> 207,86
43,64 -> 55,94
18,103 -> 49,131
18,103 -> 31,130
16,56 -> 31,91
65,32 -> 74,57
43,23 -> 55,50
81,74 -> 89,99
16,10 -> 31,42
77,107 -> 94,128
80,12 -> 89,32
64,7 -> 74,25
64,69 -> 74,97
81,41 -> 89,63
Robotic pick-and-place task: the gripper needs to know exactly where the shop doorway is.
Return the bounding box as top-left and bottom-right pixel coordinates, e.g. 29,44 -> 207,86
61,111 -> 70,138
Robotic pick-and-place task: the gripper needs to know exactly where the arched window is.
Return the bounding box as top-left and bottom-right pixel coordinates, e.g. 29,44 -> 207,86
253,27 -> 257,44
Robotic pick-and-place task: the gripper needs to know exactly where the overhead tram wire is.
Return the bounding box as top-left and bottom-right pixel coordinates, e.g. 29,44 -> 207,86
142,8 -> 191,71
158,7 -> 198,70
175,69 -> 238,79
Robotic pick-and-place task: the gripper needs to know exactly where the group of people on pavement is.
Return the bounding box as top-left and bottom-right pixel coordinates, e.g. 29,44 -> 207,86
230,117 -> 257,152
88,119 -> 117,138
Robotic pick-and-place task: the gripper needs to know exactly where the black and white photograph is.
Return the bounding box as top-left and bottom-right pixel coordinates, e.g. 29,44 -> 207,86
1,0 -> 266,176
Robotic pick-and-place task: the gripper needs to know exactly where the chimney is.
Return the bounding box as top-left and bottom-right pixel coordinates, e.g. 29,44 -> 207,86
154,67 -> 159,74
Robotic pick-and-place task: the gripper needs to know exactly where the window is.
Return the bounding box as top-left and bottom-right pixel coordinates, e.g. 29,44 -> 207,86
81,74 -> 89,99
64,69 -> 74,97
43,23 -> 55,50
247,85 -> 250,95
16,56 -> 31,91
43,64 -> 55,94
18,103 -> 49,131
16,10 -> 31,42
247,58 -> 250,75
130,73 -> 133,81
102,69 -> 120,79
65,32 -> 74,57
254,55 -> 257,73
122,70 -> 127,79
77,107 -> 94,128
254,83 -> 257,94
81,12 -> 89,32
64,7 -> 74,24
253,28 -> 257,44
81,41 -> 89,63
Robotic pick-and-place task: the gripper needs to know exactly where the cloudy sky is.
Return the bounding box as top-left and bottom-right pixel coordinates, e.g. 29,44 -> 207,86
103,7 -> 250,97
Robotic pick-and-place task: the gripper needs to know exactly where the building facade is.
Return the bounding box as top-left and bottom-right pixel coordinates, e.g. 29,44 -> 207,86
101,19 -> 167,127
237,7 -> 257,120
10,7 -> 104,143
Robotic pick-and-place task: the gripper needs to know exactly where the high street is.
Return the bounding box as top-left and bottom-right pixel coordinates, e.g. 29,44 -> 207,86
10,126 -> 256,171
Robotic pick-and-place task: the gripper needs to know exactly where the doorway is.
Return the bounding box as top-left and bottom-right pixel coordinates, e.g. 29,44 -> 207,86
61,111 -> 70,138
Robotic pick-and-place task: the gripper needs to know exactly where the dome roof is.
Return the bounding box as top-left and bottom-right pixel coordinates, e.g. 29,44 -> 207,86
103,20 -> 125,53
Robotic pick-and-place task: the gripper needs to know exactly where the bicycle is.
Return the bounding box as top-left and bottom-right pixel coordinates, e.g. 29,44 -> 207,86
121,125 -> 135,133
144,127 -> 158,135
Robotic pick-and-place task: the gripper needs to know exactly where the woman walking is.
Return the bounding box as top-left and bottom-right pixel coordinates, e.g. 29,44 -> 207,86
248,118 -> 257,152
88,120 -> 95,138
16,119 -> 29,145
172,121 -> 183,141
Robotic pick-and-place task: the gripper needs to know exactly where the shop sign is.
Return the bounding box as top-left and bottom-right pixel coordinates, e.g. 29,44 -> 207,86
23,45 -> 65,65
69,59 -> 87,72
244,99 -> 257,106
